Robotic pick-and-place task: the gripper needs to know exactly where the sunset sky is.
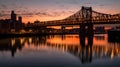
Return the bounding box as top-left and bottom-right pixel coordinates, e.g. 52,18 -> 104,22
0,0 -> 120,23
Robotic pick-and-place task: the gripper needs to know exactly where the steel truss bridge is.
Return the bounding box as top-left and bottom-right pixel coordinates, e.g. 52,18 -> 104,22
34,6 -> 120,26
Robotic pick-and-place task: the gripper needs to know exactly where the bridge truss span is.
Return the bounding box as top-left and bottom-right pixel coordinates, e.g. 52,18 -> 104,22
35,6 -> 120,26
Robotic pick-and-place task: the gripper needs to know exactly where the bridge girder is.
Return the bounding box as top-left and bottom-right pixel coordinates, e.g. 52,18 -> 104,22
25,6 -> 120,27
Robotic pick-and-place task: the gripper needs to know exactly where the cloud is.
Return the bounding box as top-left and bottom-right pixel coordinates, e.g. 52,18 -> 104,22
0,4 -> 7,8
0,9 -> 76,19
21,12 -> 59,17
34,10 -> 75,17
0,0 -> 79,20
0,14 -> 10,19
35,12 -> 51,16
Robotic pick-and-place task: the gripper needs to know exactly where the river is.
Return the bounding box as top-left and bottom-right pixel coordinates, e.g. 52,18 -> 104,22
0,34 -> 120,67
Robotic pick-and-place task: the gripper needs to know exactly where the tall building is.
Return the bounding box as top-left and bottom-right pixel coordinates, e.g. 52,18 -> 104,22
18,16 -> 22,23
18,16 -> 22,30
9,10 -> 23,32
11,11 -> 16,22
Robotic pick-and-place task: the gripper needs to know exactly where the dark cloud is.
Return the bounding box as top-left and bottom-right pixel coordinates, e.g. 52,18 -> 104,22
1,4 -> 7,8
0,14 -> 10,17
0,9 -> 75,19
35,10 -> 75,17
35,12 -> 52,16
21,13 -> 34,16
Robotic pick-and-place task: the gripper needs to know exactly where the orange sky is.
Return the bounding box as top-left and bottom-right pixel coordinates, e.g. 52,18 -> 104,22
22,15 -> 70,23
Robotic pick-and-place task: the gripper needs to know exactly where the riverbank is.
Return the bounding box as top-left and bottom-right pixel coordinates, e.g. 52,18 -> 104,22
0,33 -> 79,39
0,31 -> 107,39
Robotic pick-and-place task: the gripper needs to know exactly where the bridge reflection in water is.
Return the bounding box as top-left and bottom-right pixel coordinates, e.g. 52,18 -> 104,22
0,34 -> 120,64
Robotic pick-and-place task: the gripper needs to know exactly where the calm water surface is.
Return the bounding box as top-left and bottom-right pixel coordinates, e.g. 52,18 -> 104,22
0,34 -> 120,67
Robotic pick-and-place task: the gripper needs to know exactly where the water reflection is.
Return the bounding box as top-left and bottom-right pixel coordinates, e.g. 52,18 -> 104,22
0,34 -> 120,65
0,38 -> 24,57
79,33 -> 93,64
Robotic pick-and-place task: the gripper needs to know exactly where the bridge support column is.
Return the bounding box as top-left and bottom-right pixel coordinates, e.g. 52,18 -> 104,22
79,6 -> 93,63
80,6 -> 93,46
61,26 -> 65,30
61,26 -> 66,33
80,23 -> 93,35
87,23 -> 93,36
80,25 -> 93,63
80,23 -> 93,46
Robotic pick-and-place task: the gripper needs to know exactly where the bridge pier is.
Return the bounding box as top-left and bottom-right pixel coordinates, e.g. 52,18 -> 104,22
80,23 -> 93,37
61,26 -> 66,33
80,28 -> 93,46
80,23 -> 93,63
79,26 -> 93,63
61,26 -> 65,30
79,6 -> 93,63
80,6 -> 93,46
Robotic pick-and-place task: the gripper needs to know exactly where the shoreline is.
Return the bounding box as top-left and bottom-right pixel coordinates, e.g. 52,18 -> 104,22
0,32 -> 107,39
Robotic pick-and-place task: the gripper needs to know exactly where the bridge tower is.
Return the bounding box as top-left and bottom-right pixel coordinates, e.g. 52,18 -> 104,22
80,6 -> 93,46
79,7 -> 93,63
80,6 -> 93,36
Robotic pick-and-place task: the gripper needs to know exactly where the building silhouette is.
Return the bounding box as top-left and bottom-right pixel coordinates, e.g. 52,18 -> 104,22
11,11 -> 17,22
17,16 -> 22,31
0,10 -> 23,33
18,16 -> 22,23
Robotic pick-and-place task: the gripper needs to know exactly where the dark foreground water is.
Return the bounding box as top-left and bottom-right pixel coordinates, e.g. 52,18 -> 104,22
0,34 -> 120,67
